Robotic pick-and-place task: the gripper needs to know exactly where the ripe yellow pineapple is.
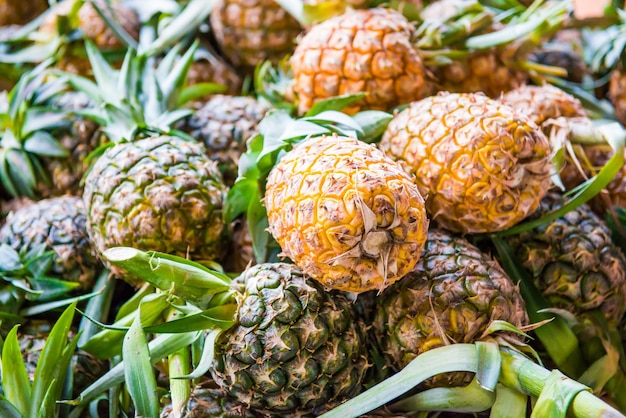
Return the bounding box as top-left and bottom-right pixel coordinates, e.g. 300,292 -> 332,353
379,92 -> 552,234
265,134 -> 429,293
290,7 -> 429,114
209,0 -> 302,71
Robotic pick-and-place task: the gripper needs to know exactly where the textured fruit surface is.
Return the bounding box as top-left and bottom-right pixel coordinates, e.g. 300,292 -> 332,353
372,229 -> 528,386
504,192 -> 626,325
265,134 -> 429,292
82,136 -> 228,276
610,67 -> 626,126
290,7 -> 428,114
181,95 -> 268,186
160,388 -> 253,418
0,0 -> 47,25
210,0 -> 302,70
501,84 -> 587,126
379,92 -> 552,233
431,50 -> 528,98
211,263 -> 368,415
0,196 -> 99,289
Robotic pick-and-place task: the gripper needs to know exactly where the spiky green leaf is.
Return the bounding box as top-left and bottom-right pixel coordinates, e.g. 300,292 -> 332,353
1,325 -> 32,416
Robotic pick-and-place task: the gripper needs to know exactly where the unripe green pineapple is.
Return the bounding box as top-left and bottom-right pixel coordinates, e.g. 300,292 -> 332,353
372,228 -> 528,387
160,388 -> 254,418
0,195 -> 100,290
504,192 -> 626,325
83,136 -> 228,277
210,262 -> 369,415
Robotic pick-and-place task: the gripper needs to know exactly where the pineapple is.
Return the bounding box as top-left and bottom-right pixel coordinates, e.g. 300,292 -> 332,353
500,84 -> 587,127
223,216 -> 255,273
209,0 -> 303,71
186,44 -> 243,97
38,0 -> 140,76
179,94 -> 269,186
104,249 -> 370,417
0,195 -> 100,290
69,44 -> 230,280
372,228 -> 528,386
160,387 -> 254,417
528,29 -> 587,83
379,92 -> 552,234
290,7 -> 429,114
0,0 -> 47,26
503,192 -> 626,326
264,134 -> 429,293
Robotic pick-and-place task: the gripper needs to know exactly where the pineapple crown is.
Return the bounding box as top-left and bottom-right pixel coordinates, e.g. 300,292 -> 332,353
585,8 -> 626,75
0,62 -> 70,198
63,40 -> 205,144
0,243 -> 80,332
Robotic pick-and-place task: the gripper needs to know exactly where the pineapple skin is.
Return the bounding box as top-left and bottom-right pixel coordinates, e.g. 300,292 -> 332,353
290,7 -> 429,114
160,388 -> 254,418
372,229 -> 528,386
505,192 -> 626,325
0,196 -> 100,289
210,0 -> 302,71
430,50 -> 528,98
609,67 -> 626,127
210,263 -> 369,415
380,92 -> 552,234
265,134 -> 429,293
180,95 -> 268,187
0,0 -> 47,26
500,84 -> 587,127
82,136 -> 229,279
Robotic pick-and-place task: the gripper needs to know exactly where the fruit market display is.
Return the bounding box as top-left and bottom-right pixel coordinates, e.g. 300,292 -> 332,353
4,1 -> 626,417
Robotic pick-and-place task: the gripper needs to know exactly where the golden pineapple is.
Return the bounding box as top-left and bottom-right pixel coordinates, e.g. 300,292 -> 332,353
430,50 -> 528,98
610,67 -> 626,126
379,92 -> 552,234
501,84 -> 587,126
290,7 -> 429,114
265,134 -> 429,293
209,0 -> 302,71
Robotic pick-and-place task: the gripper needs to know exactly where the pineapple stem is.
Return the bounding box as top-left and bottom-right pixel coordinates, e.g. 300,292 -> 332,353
166,309 -> 192,418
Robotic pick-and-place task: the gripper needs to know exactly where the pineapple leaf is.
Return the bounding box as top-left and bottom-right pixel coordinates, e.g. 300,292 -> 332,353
123,316 -> 159,418
143,305 -> 237,333
352,110 -> 393,144
23,131 -> 69,158
90,0 -> 138,49
0,148 -> 19,197
103,247 -> 232,309
490,385 -> 528,418
77,270 -> 115,347
84,40 -> 121,105
26,277 -> 81,302
5,149 -> 37,199
531,370 -> 590,418
21,109 -> 67,137
304,93 -> 366,117
475,341 -> 501,391
59,72 -> 103,104
29,301 -> 77,416
0,395 -> 22,418
388,376 -> 496,413
114,283 -> 156,321
224,178 -> 257,223
1,325 -> 32,417
176,329 -> 221,380
140,0 -> 217,57
321,344 -> 479,418
74,331 -> 203,406
0,244 -> 22,272
302,110 -> 364,134
177,83 -> 227,106
162,40 -> 198,108
248,192 -> 275,264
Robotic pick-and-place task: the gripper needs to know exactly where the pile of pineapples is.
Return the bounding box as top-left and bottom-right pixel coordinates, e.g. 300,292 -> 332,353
1,0 -> 626,417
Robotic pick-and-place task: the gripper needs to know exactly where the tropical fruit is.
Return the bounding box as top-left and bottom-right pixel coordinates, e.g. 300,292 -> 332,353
264,134 -> 429,293
180,94 -> 268,186
372,228 -> 528,386
503,192 -> 626,325
186,45 -> 243,96
500,84 -> 587,127
0,195 -> 99,289
83,136 -> 229,274
209,0 -> 302,71
290,7 -> 428,114
0,0 -> 47,26
104,250 -> 370,417
379,92 -> 552,234
160,387 -> 254,418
